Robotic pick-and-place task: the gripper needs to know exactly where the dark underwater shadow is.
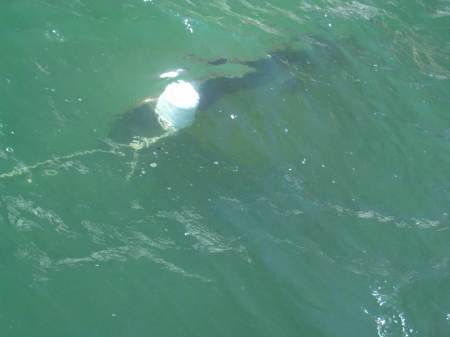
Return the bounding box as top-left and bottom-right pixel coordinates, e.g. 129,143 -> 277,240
107,100 -> 165,146
106,41 -> 348,146
198,45 -> 328,105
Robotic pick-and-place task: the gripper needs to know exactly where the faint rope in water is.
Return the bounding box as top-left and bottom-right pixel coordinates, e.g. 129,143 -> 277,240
0,131 -> 175,180
126,130 -> 175,180
0,149 -> 125,179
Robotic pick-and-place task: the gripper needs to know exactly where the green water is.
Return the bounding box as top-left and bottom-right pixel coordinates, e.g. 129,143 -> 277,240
1,0 -> 450,336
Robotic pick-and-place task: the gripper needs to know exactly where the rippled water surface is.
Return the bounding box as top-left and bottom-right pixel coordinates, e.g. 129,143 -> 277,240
1,1 -> 450,336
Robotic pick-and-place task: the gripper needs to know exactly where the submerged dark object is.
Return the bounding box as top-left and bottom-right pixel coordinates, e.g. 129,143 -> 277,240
108,47 -> 306,145
109,99 -> 165,145
196,57 -> 283,112
189,44 -> 320,111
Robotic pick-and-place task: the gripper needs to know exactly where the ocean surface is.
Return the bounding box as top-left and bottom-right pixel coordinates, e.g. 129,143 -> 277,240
1,0 -> 450,336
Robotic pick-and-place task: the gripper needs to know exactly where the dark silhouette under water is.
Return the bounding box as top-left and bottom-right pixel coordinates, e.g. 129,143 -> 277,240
108,46 -> 320,145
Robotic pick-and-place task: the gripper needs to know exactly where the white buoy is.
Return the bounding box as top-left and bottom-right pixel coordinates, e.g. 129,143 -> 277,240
155,80 -> 199,131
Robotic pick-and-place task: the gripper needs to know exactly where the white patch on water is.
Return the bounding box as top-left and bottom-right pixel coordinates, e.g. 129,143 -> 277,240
81,220 -> 107,245
3,195 -> 77,237
2,195 -> 221,281
130,200 -> 144,209
304,1 -> 390,20
159,68 -> 185,78
321,200 -> 438,229
367,284 -> 417,336
157,207 -> 246,254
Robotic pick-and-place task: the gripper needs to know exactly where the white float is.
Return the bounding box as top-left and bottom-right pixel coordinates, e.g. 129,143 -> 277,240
155,80 -> 200,131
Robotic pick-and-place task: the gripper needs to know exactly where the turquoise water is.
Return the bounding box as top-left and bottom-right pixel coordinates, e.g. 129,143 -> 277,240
1,0 -> 450,336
